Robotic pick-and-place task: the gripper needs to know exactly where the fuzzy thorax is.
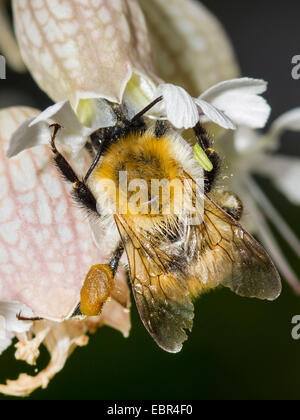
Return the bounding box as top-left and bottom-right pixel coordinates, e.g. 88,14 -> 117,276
88,131 -> 204,226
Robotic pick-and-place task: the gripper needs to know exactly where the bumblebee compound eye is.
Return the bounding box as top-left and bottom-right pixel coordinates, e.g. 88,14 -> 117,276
80,265 -> 114,317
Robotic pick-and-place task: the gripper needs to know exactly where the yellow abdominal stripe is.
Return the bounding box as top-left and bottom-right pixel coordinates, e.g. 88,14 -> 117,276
92,132 -> 185,216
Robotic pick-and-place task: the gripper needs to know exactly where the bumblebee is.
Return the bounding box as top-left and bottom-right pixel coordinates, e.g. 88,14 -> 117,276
49,98 -> 281,353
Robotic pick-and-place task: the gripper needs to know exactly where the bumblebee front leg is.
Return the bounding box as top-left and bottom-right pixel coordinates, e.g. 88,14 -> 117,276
50,124 -> 98,215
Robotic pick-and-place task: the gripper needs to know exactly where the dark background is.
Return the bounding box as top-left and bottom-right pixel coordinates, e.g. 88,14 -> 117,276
0,0 -> 300,401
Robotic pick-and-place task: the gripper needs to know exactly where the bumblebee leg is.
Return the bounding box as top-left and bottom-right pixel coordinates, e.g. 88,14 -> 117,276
213,190 -> 244,221
203,148 -> 221,193
17,313 -> 43,322
72,181 -> 98,214
193,123 -> 220,193
109,242 -> 125,275
73,242 -> 124,318
194,122 -> 211,150
80,264 -> 115,317
50,125 -> 98,214
50,124 -> 78,184
155,120 -> 169,138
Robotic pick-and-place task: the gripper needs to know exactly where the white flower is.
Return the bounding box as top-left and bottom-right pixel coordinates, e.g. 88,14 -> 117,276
12,0 -> 160,110
13,0 -> 240,109
9,0 -> 248,161
0,107 -> 131,396
6,77 -> 272,160
8,0 -> 269,166
0,303 -> 34,354
6,99 -> 117,159
0,0 -> 277,396
154,78 -> 271,130
216,109 -> 300,293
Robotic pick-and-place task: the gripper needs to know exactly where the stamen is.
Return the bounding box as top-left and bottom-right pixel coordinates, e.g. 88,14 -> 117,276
243,178 -> 300,294
245,176 -> 300,258
193,143 -> 213,172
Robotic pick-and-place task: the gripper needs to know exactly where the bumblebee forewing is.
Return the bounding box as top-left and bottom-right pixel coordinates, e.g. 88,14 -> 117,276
115,214 -> 194,353
203,197 -> 282,301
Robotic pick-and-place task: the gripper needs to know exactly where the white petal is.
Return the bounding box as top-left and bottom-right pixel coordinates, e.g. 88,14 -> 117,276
31,99 -> 116,133
200,78 -> 271,129
7,101 -> 87,158
0,302 -> 34,355
195,98 -> 236,130
0,335 -> 12,355
233,126 -> 260,153
157,84 -> 199,129
123,74 -> 159,118
6,118 -> 51,158
0,302 -> 34,334
270,108 -> 300,138
29,100 -> 117,157
0,316 -> 13,355
201,77 -> 268,99
87,99 -> 117,131
30,101 -> 84,134
7,101 -> 96,159
254,155 -> 300,205
277,164 -> 300,204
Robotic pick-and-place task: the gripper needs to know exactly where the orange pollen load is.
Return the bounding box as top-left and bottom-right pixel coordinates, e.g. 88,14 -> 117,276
80,264 -> 114,317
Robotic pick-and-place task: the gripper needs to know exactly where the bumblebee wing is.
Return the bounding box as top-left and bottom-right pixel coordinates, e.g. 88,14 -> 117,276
114,195 -> 281,353
197,195 -> 282,300
114,215 -> 194,354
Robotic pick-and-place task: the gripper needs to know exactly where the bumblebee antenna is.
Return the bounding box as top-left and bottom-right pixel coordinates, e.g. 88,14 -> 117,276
130,96 -> 163,125
84,96 -> 164,182
84,138 -> 105,183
